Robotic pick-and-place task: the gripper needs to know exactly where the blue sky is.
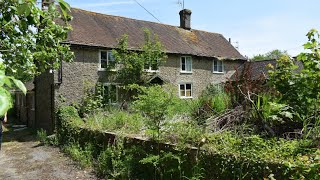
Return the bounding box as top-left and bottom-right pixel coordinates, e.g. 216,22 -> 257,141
64,0 -> 320,58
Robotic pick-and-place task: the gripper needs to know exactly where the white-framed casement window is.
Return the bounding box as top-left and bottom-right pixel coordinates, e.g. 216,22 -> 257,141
99,50 -> 116,70
179,83 -> 192,98
213,60 -> 224,73
144,60 -> 160,72
180,56 -> 192,73
103,83 -> 119,104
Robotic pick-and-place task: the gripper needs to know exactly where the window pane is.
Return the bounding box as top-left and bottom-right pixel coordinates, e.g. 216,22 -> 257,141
107,51 -> 116,68
186,62 -> 192,71
100,51 -> 108,69
214,61 -> 217,71
151,62 -> 158,71
186,84 -> 191,90
101,59 -> 108,69
107,51 -> 114,61
104,85 -> 118,104
144,63 -> 150,70
214,60 -> 223,72
101,51 -> 107,60
186,89 -> 191,97
181,57 -> 186,71
218,64 -> 223,72
109,85 -> 117,103
180,84 -> 185,96
186,84 -> 191,97
186,57 -> 192,71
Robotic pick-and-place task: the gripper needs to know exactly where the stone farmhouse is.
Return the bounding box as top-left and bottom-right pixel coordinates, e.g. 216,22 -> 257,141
16,7 -> 246,132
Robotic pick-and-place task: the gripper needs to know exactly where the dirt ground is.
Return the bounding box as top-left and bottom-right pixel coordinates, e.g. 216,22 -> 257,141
0,126 -> 98,180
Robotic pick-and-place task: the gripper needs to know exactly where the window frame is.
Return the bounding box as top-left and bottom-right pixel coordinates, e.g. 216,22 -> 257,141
99,50 -> 116,71
212,59 -> 225,74
180,56 -> 192,73
144,60 -> 160,73
102,83 -> 119,105
179,83 -> 193,99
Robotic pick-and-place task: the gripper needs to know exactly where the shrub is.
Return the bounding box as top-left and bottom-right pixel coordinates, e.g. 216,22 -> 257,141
37,129 -> 47,143
63,142 -> 93,168
191,85 -> 231,126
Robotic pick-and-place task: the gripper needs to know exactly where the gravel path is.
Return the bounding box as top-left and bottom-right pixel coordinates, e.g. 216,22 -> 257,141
0,128 -> 98,180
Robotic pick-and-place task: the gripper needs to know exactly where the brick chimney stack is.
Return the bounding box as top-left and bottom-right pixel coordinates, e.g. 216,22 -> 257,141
179,9 -> 192,30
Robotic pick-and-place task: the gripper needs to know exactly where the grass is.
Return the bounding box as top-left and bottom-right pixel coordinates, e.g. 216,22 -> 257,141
63,142 -> 94,168
85,110 -> 144,134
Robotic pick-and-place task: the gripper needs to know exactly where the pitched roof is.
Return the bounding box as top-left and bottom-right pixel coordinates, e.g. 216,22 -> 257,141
65,8 -> 246,60
230,59 -> 304,81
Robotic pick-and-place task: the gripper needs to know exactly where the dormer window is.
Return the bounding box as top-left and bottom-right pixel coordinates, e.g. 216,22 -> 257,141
181,56 -> 192,73
99,50 -> 115,70
213,60 -> 224,73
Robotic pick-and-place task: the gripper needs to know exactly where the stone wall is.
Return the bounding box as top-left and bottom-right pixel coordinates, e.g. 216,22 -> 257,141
159,54 -> 244,98
55,46 -> 245,106
35,70 -> 54,132
54,47 -> 106,107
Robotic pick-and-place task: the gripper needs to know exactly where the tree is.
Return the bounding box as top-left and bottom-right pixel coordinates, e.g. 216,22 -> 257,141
252,49 -> 289,61
112,29 -> 167,86
0,0 -> 73,116
268,29 -> 320,119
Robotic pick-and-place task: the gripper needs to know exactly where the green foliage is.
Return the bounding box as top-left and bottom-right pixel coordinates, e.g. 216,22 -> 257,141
85,110 -> 144,134
163,120 -> 204,146
112,29 -> 167,85
269,29 -> 320,120
63,142 -> 94,168
0,0 -> 72,116
56,105 -> 320,179
0,63 -> 26,116
0,0 -> 73,81
133,85 -> 180,137
252,49 -> 289,61
191,85 -> 231,126
78,82 -> 104,116
37,128 -> 47,143
96,140 -> 138,179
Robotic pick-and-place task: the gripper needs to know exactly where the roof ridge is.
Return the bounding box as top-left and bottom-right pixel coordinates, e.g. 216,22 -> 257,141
71,7 -> 222,36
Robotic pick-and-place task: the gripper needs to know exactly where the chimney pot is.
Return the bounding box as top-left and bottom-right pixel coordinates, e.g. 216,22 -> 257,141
179,9 -> 192,30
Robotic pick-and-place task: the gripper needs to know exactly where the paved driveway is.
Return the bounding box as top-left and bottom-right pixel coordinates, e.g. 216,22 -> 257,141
0,127 -> 97,180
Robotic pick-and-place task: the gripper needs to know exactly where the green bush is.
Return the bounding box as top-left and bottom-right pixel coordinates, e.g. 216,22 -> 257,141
56,105 -> 320,180
63,142 -> 93,168
191,85 -> 231,126
37,129 -> 47,143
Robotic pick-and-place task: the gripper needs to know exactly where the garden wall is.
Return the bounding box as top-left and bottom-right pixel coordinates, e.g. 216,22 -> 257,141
56,106 -> 319,179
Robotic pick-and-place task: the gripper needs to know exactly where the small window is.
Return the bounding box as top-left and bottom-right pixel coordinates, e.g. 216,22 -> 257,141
144,60 -> 160,72
179,83 -> 192,98
213,60 -> 224,73
100,50 -> 115,70
181,56 -> 192,73
103,84 -> 118,104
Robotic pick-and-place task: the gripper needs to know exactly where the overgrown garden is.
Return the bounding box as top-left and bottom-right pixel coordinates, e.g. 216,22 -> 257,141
51,29 -> 320,179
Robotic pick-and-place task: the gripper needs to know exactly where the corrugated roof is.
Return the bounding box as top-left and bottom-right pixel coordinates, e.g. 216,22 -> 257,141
65,8 -> 246,60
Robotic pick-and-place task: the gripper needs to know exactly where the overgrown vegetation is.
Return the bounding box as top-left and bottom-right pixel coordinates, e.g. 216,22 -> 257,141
0,0 -> 73,116
54,29 -> 320,179
112,29 -> 167,86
